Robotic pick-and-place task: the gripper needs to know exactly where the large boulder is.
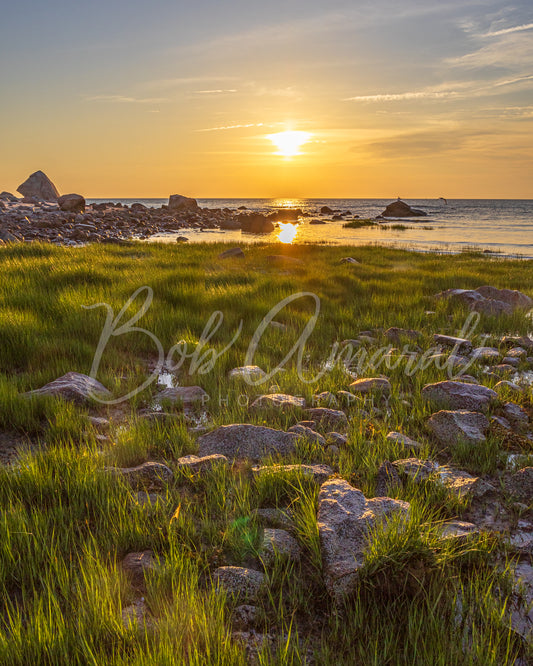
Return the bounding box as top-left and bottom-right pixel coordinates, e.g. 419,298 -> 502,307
58,193 -> 85,213
427,410 -> 489,447
23,371 -> 111,405
168,194 -> 199,212
436,286 -> 532,315
421,381 -> 497,412
239,213 -> 275,234
317,478 -> 410,601
17,170 -> 59,201
379,200 -> 426,218
198,424 -> 298,461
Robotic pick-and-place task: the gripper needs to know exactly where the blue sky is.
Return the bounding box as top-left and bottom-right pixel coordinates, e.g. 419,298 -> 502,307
1,0 -> 532,197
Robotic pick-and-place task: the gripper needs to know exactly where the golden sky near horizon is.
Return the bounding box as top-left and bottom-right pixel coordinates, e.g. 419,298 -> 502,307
1,1 -> 532,199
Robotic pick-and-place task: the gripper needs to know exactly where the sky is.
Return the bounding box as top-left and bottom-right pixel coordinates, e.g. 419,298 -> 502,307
1,0 -> 532,198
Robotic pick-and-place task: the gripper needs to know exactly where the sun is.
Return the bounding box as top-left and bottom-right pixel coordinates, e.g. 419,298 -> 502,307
266,130 -> 311,157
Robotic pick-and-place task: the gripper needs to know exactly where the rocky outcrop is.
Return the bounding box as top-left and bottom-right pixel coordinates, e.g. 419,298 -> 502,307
58,193 -> 85,213
427,410 -> 489,447
421,381 -> 496,412
23,371 -> 111,404
168,194 -> 199,211
317,478 -> 410,601
198,424 -> 298,461
17,170 -> 59,201
379,200 -> 427,218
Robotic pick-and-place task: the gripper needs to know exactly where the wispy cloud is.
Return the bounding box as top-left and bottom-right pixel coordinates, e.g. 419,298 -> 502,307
193,89 -> 238,94
194,122 -> 264,132
344,91 -> 459,102
83,94 -> 167,104
484,22 -> 533,37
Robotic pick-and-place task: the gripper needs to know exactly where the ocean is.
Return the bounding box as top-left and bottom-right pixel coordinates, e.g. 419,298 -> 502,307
87,198 -> 533,258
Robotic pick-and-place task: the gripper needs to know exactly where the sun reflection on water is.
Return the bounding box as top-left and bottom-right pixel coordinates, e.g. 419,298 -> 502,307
278,222 -> 299,244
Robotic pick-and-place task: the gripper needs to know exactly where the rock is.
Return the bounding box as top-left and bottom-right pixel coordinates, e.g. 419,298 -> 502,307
375,461 -> 402,496
475,285 -> 533,311
219,218 -> 242,230
379,200 -> 427,218
106,461 -> 173,488
503,402 -> 529,432
340,257 -> 360,264
321,206 -> 334,214
386,432 -> 423,452
58,193 -> 85,213
252,463 -> 334,485
384,327 -> 421,342
304,408 -> 349,430
427,410 -> 489,447
349,377 -> 391,395
232,605 -> 259,631
435,289 -> 486,308
198,424 -> 298,461
176,454 -> 229,473
0,230 -> 18,243
260,528 -> 302,566
212,567 -> 265,604
134,491 -> 165,508
326,432 -> 347,446
440,520 -> 479,543
312,391 -> 338,407
121,551 -> 158,586
511,562 -> 533,639
474,299 -> 514,316
250,393 -> 305,410
156,386 -> 209,405
421,381 -> 496,412
228,366 -> 266,381
168,194 -> 199,211
121,598 -> 151,629
433,334 -> 472,352
471,347 -> 501,362
502,336 -> 533,350
0,191 -> 18,202
505,468 -> 533,503
253,508 -> 294,531
287,425 -> 326,446
176,236 -> 188,242
17,170 -> 59,201
317,478 -> 410,601
23,371 -> 111,405
219,247 -> 245,259
239,213 -> 274,234
502,357 -> 520,368
436,287 -> 532,315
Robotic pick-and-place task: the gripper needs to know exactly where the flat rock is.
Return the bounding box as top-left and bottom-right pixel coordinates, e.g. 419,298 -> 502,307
317,478 -> 410,601
228,366 -> 266,381
433,334 -> 472,352
251,463 -> 334,485
17,170 -> 59,201
156,386 -> 209,405
260,528 -> 302,566
176,454 -> 228,473
349,377 -> 391,394
212,567 -> 265,603
428,410 -> 489,447
106,461 -> 173,488
440,520 -> 479,542
421,381 -> 496,412
386,431 -> 423,452
198,424 -> 297,461
23,371 -> 111,405
304,408 -> 349,430
250,393 -> 305,410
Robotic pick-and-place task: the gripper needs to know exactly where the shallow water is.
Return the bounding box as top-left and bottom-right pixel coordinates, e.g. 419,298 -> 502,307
88,197 -> 533,257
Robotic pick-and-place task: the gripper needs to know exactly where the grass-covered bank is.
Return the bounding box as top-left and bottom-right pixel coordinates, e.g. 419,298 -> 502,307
1,241 -> 533,664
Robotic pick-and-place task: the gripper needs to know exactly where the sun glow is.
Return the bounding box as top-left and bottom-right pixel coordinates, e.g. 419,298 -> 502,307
277,222 -> 299,244
267,130 -> 311,157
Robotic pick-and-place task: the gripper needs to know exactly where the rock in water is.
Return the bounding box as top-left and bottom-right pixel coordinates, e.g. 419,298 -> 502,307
379,200 -> 427,218
317,478 -> 410,601
17,170 -> 59,201
58,193 -> 85,213
168,194 -> 199,211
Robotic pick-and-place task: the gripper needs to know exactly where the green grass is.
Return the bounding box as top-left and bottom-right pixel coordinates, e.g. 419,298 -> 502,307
0,241 -> 532,663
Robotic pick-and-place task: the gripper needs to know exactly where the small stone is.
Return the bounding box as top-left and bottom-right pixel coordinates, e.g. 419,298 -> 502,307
219,247 -> 245,259
421,381 -> 496,412
156,386 -> 209,405
250,394 -> 305,410
287,425 -> 326,446
433,334 -> 472,352
213,567 -> 265,604
251,463 -> 334,485
326,432 -> 348,446
375,461 -> 402,496
305,407 -> 349,430
427,410 -> 489,447
505,468 -> 533,503
260,528 -> 302,566
503,402 -> 529,432
349,377 -> 391,394
228,366 -> 266,381
176,454 -> 229,473
440,520 -> 479,543
106,462 -> 173,488
386,431 -> 423,452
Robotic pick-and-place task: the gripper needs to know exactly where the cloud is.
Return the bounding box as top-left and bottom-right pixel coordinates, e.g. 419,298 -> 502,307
344,91 -> 459,102
484,22 -> 533,37
360,128 -> 486,158
448,30 -> 533,69
83,94 -> 167,104
193,89 -> 237,94
194,123 -> 265,132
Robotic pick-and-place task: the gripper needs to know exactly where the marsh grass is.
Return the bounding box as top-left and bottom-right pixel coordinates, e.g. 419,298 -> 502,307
0,241 -> 532,662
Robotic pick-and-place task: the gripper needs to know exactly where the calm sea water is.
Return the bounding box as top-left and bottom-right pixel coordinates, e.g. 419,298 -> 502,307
87,198 -> 533,257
